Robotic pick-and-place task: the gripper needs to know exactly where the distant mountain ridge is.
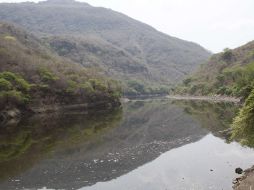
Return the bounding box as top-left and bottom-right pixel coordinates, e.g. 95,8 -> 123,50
0,0 -> 211,95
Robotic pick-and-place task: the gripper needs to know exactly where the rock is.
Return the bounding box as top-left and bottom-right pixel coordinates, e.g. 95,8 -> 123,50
6,109 -> 20,118
0,108 -> 21,127
235,168 -> 243,174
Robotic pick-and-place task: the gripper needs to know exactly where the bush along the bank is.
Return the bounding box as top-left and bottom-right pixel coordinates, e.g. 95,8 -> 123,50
0,72 -> 31,111
0,70 -> 122,113
124,80 -> 169,96
231,89 -> 254,147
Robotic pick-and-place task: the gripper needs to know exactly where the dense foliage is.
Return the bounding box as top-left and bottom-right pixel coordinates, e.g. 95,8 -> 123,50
174,42 -> 254,98
231,89 -> 254,147
124,80 -> 169,96
0,72 -> 31,110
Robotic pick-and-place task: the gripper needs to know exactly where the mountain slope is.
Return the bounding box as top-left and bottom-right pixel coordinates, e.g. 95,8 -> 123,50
175,41 -> 254,98
0,0 -> 211,95
173,40 -> 254,147
0,22 -> 121,116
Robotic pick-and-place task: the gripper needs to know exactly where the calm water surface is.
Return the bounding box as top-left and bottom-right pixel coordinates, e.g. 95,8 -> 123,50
0,99 -> 253,190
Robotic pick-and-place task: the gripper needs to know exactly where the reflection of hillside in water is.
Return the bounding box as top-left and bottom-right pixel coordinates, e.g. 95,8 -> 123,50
0,110 -> 123,187
0,99 -> 237,190
172,100 -> 239,139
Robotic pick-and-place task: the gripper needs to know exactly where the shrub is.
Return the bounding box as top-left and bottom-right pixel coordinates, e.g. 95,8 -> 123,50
190,85 -> 198,94
38,68 -> 59,83
183,78 -> 192,86
0,90 -> 30,105
0,78 -> 12,91
231,89 -> 254,147
89,79 -> 107,92
0,72 -> 31,108
80,82 -> 94,94
0,71 -> 18,81
222,48 -> 233,61
127,80 -> 145,94
0,72 -> 31,92
66,80 -> 78,93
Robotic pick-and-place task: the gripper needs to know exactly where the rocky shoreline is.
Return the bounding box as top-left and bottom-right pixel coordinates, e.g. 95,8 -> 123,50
167,95 -> 241,103
233,166 -> 254,190
122,95 -> 241,104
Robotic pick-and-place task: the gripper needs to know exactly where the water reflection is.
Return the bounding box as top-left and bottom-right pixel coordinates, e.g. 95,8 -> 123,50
81,135 -> 254,190
0,99 -> 251,190
0,109 -> 123,189
173,100 -> 239,139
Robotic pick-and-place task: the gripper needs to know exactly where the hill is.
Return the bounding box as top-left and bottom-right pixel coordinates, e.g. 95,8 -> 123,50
0,22 -> 121,118
0,0 -> 211,95
173,40 -> 254,147
175,41 -> 254,99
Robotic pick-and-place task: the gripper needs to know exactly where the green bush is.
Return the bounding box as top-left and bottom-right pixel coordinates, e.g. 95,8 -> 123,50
0,72 -> 31,108
0,90 -> 30,105
66,80 -> 78,93
38,68 -> 59,83
80,82 -> 94,94
0,72 -> 17,81
89,79 -> 107,92
15,78 -> 31,92
231,89 -> 254,147
0,78 -> 12,91
127,80 -> 145,94
183,78 -> 192,86
0,72 -> 31,92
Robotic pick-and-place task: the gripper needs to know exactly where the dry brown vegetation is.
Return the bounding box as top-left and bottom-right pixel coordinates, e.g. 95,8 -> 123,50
0,0 -> 210,95
0,22 -> 121,112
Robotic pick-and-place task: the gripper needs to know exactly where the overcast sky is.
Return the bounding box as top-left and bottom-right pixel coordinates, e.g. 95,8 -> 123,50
1,0 -> 254,52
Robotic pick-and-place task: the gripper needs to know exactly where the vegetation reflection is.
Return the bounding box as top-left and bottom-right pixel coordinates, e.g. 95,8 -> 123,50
0,108 -> 122,181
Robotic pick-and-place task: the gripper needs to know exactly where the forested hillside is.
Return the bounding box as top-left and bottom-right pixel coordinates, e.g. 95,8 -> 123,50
175,41 -> 254,99
0,22 -> 121,116
0,0 -> 210,95
174,40 -> 254,146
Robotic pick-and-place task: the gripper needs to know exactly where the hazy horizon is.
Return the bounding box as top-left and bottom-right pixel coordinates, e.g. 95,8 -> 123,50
0,0 -> 254,53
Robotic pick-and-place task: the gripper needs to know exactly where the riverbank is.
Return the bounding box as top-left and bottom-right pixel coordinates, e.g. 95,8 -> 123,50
0,100 -> 121,127
233,166 -> 254,190
122,95 -> 241,103
166,95 -> 241,103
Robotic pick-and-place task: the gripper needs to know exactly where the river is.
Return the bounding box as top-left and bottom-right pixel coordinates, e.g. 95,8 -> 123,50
0,98 -> 254,190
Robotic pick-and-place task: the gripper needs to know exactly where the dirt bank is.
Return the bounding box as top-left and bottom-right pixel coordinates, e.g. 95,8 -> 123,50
233,166 -> 254,190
